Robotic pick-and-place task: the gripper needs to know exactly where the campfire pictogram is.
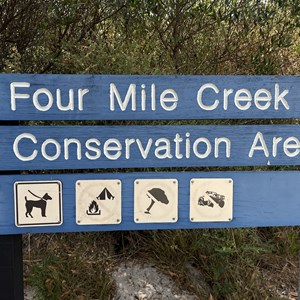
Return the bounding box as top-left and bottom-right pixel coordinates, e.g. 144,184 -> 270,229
86,200 -> 101,215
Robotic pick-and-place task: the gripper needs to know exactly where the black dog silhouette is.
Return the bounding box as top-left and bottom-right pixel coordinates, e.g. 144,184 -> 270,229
25,193 -> 52,218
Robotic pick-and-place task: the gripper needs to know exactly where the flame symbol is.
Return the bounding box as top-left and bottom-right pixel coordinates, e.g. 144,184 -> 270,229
86,200 -> 101,215
89,201 -> 99,213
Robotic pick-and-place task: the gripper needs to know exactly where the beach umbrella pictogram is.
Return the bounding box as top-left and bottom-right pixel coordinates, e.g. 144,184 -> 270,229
145,188 -> 169,214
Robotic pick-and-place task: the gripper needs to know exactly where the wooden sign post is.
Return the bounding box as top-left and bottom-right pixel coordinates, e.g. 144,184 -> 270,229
0,74 -> 299,299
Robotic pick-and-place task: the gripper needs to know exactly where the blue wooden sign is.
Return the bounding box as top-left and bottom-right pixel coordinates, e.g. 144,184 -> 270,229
0,74 -> 298,120
1,74 -> 298,300
0,171 -> 299,235
0,125 -> 299,170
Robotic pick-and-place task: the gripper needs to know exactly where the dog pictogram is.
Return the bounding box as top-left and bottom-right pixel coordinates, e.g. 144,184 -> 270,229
25,190 -> 52,218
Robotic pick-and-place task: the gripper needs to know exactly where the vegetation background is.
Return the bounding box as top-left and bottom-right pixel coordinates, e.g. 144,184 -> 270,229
1,0 -> 300,299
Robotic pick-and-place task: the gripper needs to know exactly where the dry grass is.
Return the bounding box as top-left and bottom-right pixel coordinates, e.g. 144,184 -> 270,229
23,227 -> 300,299
23,233 -> 117,300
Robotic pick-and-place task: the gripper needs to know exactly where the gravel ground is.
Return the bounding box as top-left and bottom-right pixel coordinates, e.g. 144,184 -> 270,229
24,286 -> 37,300
112,261 -> 198,300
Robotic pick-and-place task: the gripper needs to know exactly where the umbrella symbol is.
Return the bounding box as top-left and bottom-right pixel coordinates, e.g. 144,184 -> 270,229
145,188 -> 169,214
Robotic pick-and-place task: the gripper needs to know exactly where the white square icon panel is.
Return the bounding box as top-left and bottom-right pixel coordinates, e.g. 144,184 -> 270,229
134,179 -> 178,223
190,178 -> 233,222
76,179 -> 122,225
14,181 -> 62,227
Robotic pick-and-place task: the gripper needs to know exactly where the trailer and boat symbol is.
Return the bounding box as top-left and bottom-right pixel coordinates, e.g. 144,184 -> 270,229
86,187 -> 115,216
198,191 -> 225,208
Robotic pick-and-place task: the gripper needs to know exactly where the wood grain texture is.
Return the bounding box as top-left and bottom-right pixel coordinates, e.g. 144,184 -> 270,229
1,125 -> 300,170
0,171 -> 299,234
0,74 -> 298,120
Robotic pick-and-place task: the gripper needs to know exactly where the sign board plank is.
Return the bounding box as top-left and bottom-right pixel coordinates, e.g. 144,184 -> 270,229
0,74 -> 298,120
1,125 -> 300,170
0,171 -> 299,235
